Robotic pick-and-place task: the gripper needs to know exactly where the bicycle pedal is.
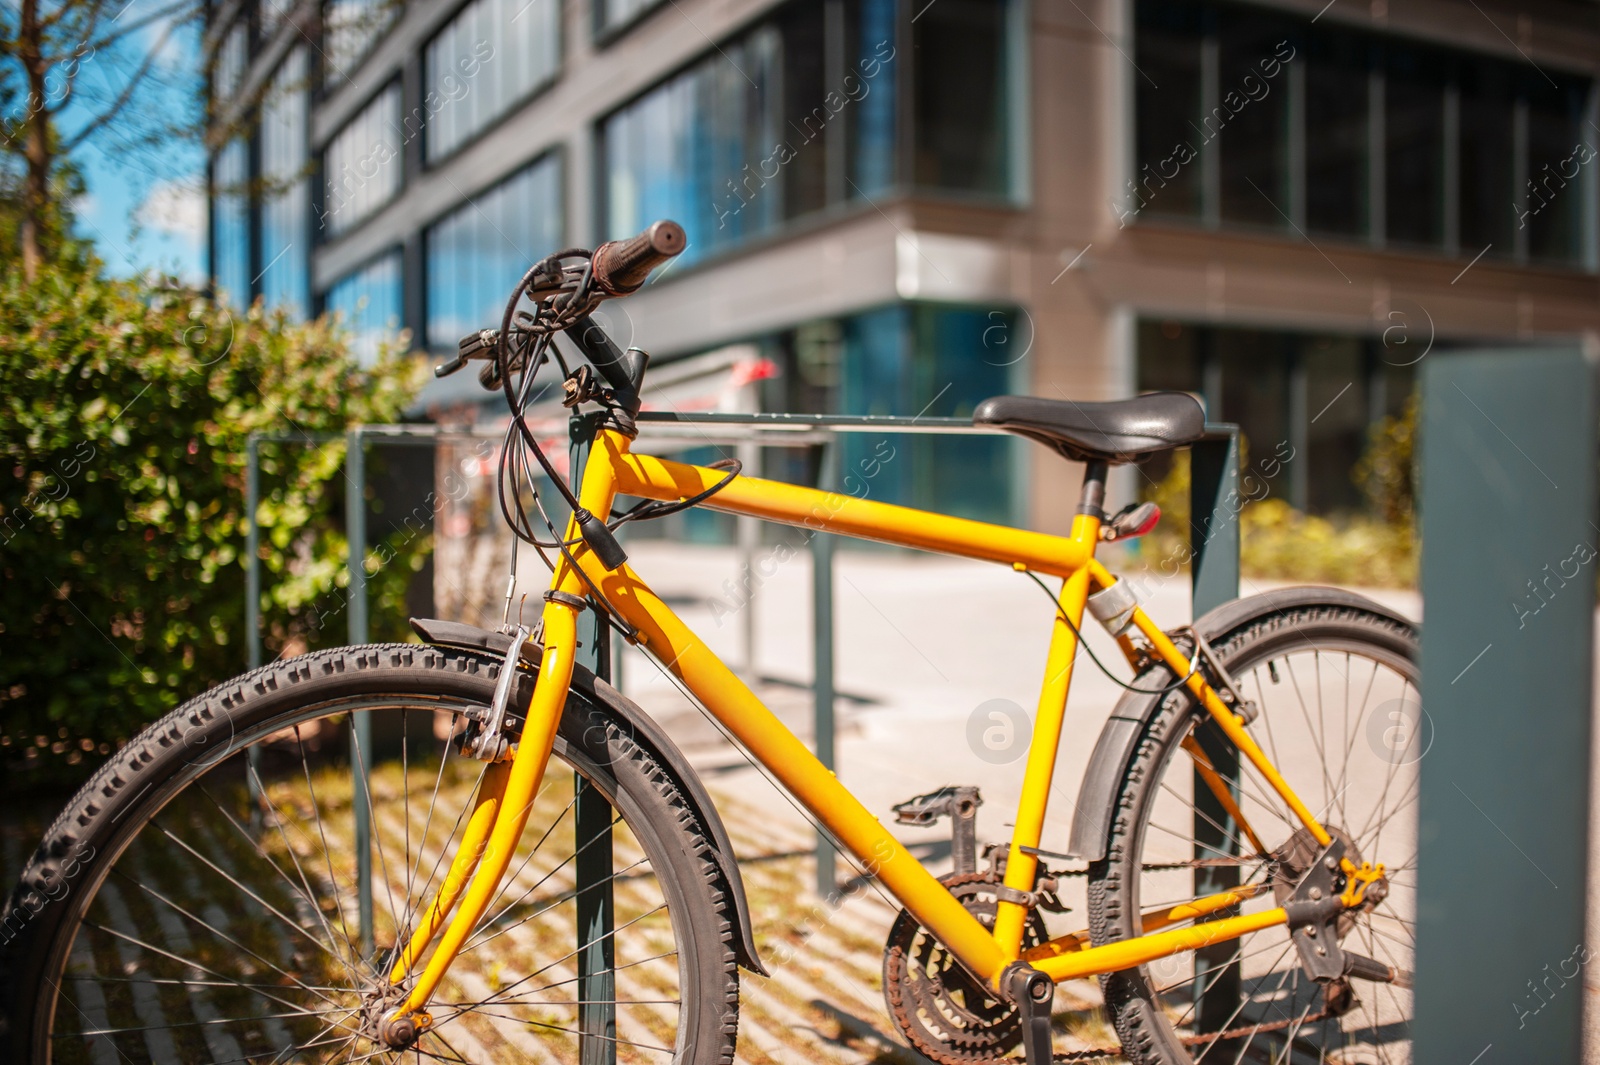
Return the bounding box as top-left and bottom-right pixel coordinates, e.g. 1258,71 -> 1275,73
892,786 -> 982,875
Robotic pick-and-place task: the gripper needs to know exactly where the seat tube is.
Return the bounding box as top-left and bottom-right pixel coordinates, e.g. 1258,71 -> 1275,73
993,463 -> 1105,962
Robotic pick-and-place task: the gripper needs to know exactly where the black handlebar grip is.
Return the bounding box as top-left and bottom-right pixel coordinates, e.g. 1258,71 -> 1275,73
591,220 -> 686,295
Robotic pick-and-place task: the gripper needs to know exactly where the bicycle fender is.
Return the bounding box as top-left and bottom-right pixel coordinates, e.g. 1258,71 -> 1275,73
410,617 -> 769,976
1066,586 -> 1416,863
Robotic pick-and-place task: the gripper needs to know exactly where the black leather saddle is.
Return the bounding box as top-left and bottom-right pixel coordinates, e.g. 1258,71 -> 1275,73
971,391 -> 1207,465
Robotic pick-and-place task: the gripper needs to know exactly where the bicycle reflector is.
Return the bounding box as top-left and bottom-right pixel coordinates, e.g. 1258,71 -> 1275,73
1100,501 -> 1160,542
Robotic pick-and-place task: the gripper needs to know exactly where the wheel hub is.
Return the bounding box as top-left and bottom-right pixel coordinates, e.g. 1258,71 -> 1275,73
361,984 -> 430,1050
1271,824 -> 1381,939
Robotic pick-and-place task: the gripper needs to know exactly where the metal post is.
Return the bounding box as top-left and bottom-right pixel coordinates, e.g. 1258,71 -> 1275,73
1415,350 -> 1594,1065
1188,428 -> 1241,1044
246,435 -> 262,672
346,429 -> 374,959
570,411 -> 616,1065
812,439 -> 839,903
245,435 -> 263,813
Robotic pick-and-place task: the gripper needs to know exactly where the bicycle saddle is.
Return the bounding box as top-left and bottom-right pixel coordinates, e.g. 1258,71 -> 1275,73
972,391 -> 1207,465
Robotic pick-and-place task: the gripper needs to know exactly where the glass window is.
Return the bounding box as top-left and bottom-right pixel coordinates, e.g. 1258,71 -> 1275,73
774,1 -> 829,219
424,0 -> 560,162
323,0 -> 401,85
426,155 -> 562,348
213,21 -> 248,104
325,251 -> 404,363
1459,55 -> 1516,255
847,0 -> 897,197
833,304 -> 1014,523
1301,334 -> 1366,513
1216,8 -> 1292,228
1128,0 -> 1594,268
911,0 -> 1012,197
1137,322 -> 1423,516
1384,43 -> 1446,247
1132,0 -> 1204,222
1524,71 -> 1589,264
600,0 -> 901,264
323,83 -> 404,237
259,0 -> 297,40
595,0 -> 662,37
1304,27 -> 1369,237
600,29 -> 780,265
912,304 -> 1015,522
260,48 -> 310,318
1215,328 -> 1290,456
212,138 -> 251,308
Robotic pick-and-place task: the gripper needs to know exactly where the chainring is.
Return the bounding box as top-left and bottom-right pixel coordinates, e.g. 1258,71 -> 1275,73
883,872 -> 1052,1065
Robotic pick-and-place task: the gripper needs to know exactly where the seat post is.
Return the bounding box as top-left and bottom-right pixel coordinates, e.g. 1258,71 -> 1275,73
1077,459 -> 1108,520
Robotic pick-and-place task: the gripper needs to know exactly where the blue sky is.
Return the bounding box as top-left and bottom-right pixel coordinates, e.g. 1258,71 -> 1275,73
61,16 -> 206,282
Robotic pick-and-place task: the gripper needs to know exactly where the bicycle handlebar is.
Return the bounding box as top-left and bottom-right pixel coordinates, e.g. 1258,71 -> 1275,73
590,220 -> 686,295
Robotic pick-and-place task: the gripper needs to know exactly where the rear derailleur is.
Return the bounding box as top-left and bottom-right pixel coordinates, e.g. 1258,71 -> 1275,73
1279,836 -> 1410,1016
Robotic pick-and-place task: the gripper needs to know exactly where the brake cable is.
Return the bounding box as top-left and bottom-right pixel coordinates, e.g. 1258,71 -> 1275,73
1021,570 -> 1197,696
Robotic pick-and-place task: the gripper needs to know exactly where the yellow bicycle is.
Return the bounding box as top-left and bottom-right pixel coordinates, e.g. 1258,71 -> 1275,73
6,222 -> 1418,1064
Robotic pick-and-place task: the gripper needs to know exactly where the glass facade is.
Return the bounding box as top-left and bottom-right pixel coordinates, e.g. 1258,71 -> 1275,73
1131,0 -> 1597,266
323,83 -> 404,237
260,48 -> 310,317
759,303 -> 1017,524
911,0 -> 1013,196
1138,320 -> 1417,516
425,155 -> 562,348
602,0 -> 1015,265
595,0 -> 662,37
259,0 -> 297,40
601,22 -> 782,264
212,138 -> 251,308
324,251 -> 404,363
323,0 -> 400,85
214,21 -> 248,103
423,0 -> 560,162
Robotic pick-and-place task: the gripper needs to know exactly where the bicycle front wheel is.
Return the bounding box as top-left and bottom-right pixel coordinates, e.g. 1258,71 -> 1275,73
1089,600 -> 1419,1065
4,644 -> 740,1065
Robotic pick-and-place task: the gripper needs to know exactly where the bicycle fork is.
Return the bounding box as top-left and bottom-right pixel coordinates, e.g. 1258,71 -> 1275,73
379,457 -> 619,1038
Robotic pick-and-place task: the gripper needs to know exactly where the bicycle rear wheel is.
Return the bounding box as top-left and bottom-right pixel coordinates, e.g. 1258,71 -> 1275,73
1089,601 -> 1419,1065
4,644 -> 740,1064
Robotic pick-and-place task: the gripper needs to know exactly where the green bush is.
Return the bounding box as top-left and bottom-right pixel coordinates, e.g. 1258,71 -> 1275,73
0,262 -> 426,770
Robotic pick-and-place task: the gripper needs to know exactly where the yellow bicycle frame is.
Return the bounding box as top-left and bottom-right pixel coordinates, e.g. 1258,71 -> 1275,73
389,426 -> 1368,1019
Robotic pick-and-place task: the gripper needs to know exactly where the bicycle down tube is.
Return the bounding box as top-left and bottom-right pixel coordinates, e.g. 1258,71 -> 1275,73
388,425 -> 1346,1020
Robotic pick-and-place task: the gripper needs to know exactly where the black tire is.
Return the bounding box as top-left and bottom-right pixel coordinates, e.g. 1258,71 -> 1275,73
1088,604 -> 1419,1065
2,643 -> 741,1064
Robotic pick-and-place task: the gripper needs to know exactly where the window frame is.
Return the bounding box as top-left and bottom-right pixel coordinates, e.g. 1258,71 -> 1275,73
421,147 -> 567,351
319,244 -> 408,360
319,77 -> 407,242
591,0 -> 668,48
1127,0 -> 1599,273
419,0 -> 564,168
320,0 -> 403,91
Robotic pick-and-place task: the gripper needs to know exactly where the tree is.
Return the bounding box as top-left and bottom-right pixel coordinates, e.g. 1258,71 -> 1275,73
0,0 -> 202,276
0,256 -> 427,774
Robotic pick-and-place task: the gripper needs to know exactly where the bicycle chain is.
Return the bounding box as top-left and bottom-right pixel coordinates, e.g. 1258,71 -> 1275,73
1045,1005 -> 1335,1063
892,861 -> 1318,1065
